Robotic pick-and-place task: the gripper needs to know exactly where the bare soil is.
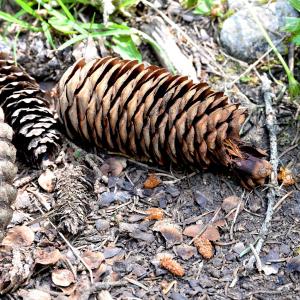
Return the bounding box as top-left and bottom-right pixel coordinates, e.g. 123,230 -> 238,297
1,2 -> 300,300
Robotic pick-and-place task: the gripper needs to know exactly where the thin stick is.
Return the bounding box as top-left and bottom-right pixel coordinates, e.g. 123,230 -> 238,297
229,197 -> 244,240
163,171 -> 198,184
246,74 -> 278,270
188,207 -> 221,245
273,190 -> 294,211
249,244 -> 262,272
278,144 -> 299,159
125,277 -> 149,291
33,203 -> 94,284
80,281 -> 127,300
229,45 -> 276,87
56,229 -> 94,284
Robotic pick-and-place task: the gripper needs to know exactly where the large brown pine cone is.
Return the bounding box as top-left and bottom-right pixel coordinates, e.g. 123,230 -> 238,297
0,107 -> 17,241
0,52 -> 60,162
56,57 -> 272,188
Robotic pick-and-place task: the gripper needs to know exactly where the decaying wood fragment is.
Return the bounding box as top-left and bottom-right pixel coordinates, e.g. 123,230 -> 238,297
141,16 -> 198,81
54,165 -> 96,235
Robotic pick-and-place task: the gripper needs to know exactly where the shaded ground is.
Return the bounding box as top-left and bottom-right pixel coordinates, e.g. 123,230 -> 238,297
1,2 -> 300,300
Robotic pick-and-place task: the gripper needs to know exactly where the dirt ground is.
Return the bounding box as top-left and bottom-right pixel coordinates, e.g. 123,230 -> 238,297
1,2 -> 300,300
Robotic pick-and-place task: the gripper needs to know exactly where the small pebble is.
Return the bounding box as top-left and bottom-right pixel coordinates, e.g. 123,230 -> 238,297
95,219 -> 110,232
38,169 -> 56,193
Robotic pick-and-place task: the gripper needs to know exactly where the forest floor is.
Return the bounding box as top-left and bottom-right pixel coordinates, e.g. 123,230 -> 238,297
0,1 -> 300,300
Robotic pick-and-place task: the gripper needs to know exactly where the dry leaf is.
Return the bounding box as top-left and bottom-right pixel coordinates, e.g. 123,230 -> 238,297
143,174 -> 161,189
201,225 -> 220,241
52,269 -> 75,287
2,226 -> 34,247
94,263 -> 107,282
144,207 -> 164,221
213,219 -> 227,228
286,256 -> 300,273
100,157 -> 127,176
60,283 -> 77,296
82,250 -> 105,269
153,220 -> 183,245
183,224 -> 204,237
194,237 -> 214,260
98,290 -> 114,300
38,169 -> 56,192
221,196 -> 241,213
278,167 -> 295,186
18,289 -> 51,300
35,249 -> 62,265
174,244 -> 197,260
160,256 -> 184,277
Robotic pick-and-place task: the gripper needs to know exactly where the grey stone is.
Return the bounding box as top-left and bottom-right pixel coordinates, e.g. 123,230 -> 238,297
170,292 -> 188,300
220,0 -> 298,62
227,0 -> 260,11
95,219 -> 110,232
98,191 -> 131,207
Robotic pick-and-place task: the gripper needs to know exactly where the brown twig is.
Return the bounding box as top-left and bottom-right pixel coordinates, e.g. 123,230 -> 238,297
80,281 -> 127,300
229,195 -> 244,240
188,207 -> 221,245
33,203 -> 94,284
273,190 -> 294,211
278,144 -> 299,159
229,46 -> 275,87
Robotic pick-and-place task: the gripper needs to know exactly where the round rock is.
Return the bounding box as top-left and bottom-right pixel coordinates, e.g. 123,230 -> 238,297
220,0 -> 298,62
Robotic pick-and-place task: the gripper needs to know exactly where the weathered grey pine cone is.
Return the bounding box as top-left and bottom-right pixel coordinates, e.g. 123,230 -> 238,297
0,107 -> 17,241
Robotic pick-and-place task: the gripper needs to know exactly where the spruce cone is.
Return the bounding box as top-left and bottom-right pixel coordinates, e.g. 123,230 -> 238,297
0,52 -> 60,162
56,57 -> 272,188
0,107 -> 17,241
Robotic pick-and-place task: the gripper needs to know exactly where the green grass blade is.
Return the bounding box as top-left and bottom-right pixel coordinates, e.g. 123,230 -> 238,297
0,11 -> 41,31
48,16 -> 77,34
247,2 -> 300,98
111,35 -> 142,61
36,0 -> 89,35
117,0 -> 139,9
291,34 -> 300,45
57,34 -> 88,50
15,0 -> 40,18
56,0 -> 75,21
42,21 -> 55,48
289,0 -> 300,12
57,28 -> 135,50
283,17 -> 300,33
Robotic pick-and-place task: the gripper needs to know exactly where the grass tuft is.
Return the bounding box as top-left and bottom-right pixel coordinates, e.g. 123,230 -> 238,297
0,0 -> 163,62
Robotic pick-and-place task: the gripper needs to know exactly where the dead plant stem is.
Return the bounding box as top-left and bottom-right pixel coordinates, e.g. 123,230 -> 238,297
246,74 -> 278,270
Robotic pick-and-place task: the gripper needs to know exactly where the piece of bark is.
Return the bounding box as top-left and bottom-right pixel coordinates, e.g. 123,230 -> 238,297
141,16 -> 198,81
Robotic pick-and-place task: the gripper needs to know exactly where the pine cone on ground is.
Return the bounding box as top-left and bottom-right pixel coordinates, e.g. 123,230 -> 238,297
56,57 -> 272,188
0,107 -> 17,241
0,52 -> 60,163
